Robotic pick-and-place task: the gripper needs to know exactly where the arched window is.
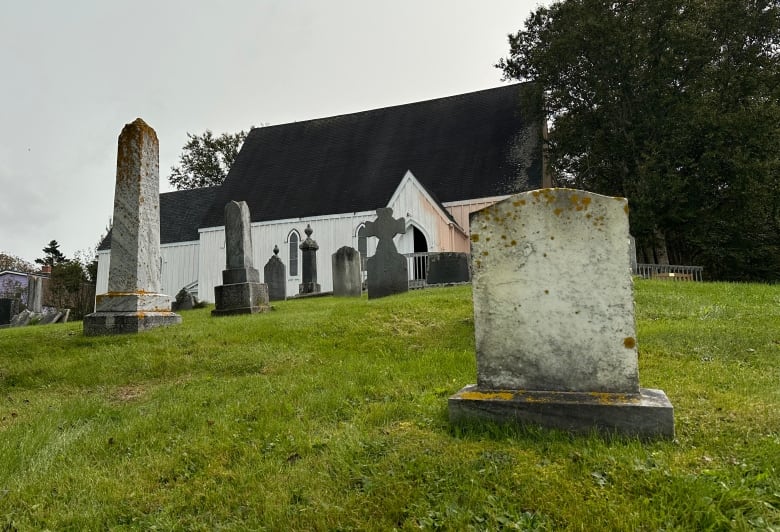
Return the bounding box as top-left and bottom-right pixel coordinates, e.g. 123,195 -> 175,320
288,230 -> 300,277
357,224 -> 367,271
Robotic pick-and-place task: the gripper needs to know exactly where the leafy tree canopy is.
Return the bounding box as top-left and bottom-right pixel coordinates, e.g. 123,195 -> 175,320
498,0 -> 780,281
0,252 -> 36,273
168,129 -> 252,190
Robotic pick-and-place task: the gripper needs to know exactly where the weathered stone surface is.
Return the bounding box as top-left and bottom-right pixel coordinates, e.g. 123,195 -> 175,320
264,246 -> 286,301
470,189 -> 638,393
449,386 -> 674,440
84,118 -> 180,336
212,200 -> 270,315
83,312 -> 182,336
27,276 -> 43,313
224,201 -> 254,270
426,252 -> 470,285
451,188 -> 673,439
365,208 -> 408,299
332,246 -> 362,297
298,224 -> 321,295
212,282 -> 269,316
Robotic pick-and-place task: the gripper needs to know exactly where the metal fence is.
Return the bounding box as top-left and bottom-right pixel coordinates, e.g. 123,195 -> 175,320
635,263 -> 704,282
405,252 -> 431,289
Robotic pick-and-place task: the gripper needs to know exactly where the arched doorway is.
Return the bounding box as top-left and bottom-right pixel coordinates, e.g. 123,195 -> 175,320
412,226 -> 428,281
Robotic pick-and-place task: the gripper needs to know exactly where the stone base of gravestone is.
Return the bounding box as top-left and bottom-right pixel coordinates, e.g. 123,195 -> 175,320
84,311 -> 183,336
426,253 -> 471,285
449,385 -> 674,440
212,282 -> 269,316
367,253 -> 408,299
332,246 -> 362,297
84,291 -> 181,336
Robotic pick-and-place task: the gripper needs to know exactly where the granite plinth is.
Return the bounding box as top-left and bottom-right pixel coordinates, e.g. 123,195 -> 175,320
449,385 -> 674,440
212,282 -> 269,316
223,267 -> 261,285
83,311 -> 181,336
95,292 -> 173,313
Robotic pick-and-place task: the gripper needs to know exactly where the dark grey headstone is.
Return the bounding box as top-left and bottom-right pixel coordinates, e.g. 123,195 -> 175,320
172,288 -> 195,311
264,245 -> 287,301
365,208 -> 408,299
332,246 -> 362,297
298,224 -> 321,295
212,200 -> 269,316
0,298 -> 18,325
426,253 -> 471,285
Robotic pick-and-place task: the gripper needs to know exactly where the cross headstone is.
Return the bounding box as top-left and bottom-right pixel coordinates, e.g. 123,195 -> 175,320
83,118 -> 181,335
364,208 -> 408,299
212,201 -> 269,315
264,245 -> 287,301
449,188 -> 674,439
332,246 -> 362,297
298,224 -> 321,295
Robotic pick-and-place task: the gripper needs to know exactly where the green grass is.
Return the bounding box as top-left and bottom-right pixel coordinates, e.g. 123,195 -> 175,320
0,281 -> 778,530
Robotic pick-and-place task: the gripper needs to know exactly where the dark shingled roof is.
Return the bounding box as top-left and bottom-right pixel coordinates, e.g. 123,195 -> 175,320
98,186 -> 216,250
200,83 -> 543,228
99,83 -> 543,250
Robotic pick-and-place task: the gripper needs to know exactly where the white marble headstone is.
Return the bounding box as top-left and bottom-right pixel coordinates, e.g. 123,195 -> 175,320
469,188 -> 638,394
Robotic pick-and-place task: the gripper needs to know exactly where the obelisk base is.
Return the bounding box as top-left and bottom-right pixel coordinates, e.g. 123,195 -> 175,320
83,311 -> 181,336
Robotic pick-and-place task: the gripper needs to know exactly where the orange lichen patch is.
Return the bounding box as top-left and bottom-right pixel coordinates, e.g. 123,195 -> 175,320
470,233 -> 480,242
554,208 -> 563,216
623,337 -> 636,349
512,199 -> 527,207
582,197 -> 591,207
624,204 -> 630,214
481,251 -> 489,256
500,235 -> 507,240
544,289 -> 549,294
510,240 -> 517,246
460,391 -> 514,401
588,392 -> 640,405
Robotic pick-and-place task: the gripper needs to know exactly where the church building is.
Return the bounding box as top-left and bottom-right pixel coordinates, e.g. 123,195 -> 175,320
96,83 -> 547,301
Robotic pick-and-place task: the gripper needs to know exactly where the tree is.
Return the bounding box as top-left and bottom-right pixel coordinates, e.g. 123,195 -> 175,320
498,0 -> 780,281
35,240 -> 67,267
168,129 -> 252,189
0,252 -> 36,273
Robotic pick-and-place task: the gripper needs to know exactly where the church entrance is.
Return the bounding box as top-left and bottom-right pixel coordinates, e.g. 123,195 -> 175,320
411,226 -> 428,281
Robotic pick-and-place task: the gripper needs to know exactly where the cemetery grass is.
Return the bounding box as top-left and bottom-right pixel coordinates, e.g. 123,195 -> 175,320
0,282 -> 778,531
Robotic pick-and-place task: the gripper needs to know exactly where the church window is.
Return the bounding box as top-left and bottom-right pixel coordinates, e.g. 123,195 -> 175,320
288,230 -> 300,276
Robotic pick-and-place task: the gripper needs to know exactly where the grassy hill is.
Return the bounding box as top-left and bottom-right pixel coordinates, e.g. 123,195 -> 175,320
1,281 -> 778,530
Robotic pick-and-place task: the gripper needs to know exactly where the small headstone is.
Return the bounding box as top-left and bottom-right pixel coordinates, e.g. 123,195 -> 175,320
364,208 -> 408,299
264,245 -> 287,301
298,224 -> 321,295
426,252 -> 471,285
212,201 -> 269,316
27,276 -> 43,313
0,298 -> 18,325
39,307 -> 61,325
172,288 -> 195,311
332,246 -> 362,297
83,118 -> 181,335
449,188 -> 674,439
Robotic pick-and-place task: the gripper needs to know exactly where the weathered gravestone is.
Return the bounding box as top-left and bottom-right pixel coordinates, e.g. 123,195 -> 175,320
332,246 -> 362,297
365,208 -> 408,299
0,298 -> 18,326
172,288 -> 195,311
298,225 -> 321,295
449,188 -> 674,439
264,245 -> 286,301
27,276 -> 43,313
426,252 -> 471,285
212,201 -> 269,316
83,118 -> 181,336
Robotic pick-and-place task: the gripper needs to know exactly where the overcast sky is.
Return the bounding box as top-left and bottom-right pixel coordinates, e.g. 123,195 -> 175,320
1,0 -> 545,265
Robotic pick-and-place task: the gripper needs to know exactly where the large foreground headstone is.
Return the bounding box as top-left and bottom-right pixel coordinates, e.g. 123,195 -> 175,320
84,118 -> 181,335
212,201 -> 269,316
264,246 -> 286,301
449,188 -> 674,439
365,208 -> 408,299
332,246 -> 362,297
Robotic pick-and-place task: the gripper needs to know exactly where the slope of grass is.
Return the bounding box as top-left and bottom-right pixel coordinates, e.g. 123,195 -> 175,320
0,281 -> 778,530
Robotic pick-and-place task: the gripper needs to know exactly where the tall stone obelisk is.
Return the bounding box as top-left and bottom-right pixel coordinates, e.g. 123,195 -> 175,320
84,118 -> 181,335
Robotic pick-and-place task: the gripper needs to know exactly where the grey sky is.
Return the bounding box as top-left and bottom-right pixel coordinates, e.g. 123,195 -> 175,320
0,1 -> 543,265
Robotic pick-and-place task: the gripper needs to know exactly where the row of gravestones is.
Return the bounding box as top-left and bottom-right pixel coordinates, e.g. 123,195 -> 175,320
86,118 -> 673,440
0,276 -> 71,328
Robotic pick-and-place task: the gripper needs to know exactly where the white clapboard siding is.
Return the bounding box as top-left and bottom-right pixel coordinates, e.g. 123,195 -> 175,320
95,241 -> 200,298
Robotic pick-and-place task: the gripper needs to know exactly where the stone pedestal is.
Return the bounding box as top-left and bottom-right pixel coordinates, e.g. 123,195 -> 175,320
212,201 -> 269,316
450,189 -> 674,439
298,224 -> 321,295
84,118 -> 180,336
